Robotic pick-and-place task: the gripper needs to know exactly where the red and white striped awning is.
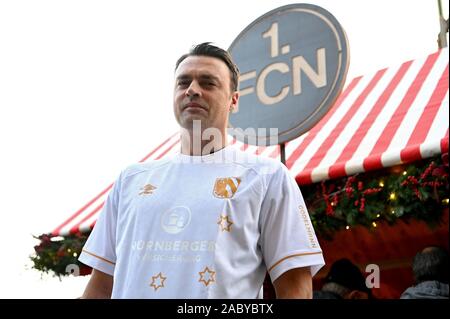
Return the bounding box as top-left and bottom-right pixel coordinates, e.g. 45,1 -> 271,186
52,49 -> 449,237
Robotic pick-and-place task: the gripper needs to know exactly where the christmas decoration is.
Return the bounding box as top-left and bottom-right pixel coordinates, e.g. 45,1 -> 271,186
30,154 -> 449,277
304,155 -> 449,239
31,233 -> 89,278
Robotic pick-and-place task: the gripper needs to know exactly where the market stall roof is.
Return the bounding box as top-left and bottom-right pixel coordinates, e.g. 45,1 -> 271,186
52,48 -> 449,237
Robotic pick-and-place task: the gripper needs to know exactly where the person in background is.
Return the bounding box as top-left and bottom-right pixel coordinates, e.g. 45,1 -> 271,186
313,258 -> 371,299
400,246 -> 449,299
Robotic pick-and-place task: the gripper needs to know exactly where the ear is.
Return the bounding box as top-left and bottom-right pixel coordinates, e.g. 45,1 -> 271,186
230,91 -> 239,113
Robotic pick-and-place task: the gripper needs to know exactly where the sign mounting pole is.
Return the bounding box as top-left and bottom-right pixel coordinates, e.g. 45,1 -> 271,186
437,0 -> 448,49
280,143 -> 286,165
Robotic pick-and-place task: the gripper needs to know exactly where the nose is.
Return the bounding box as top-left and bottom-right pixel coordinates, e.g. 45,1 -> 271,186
185,81 -> 201,98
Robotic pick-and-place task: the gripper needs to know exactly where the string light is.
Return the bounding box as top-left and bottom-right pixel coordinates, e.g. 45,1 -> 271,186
442,198 -> 449,205
67,249 -> 72,253
389,193 -> 396,200
73,252 -> 78,257
391,210 -> 395,214
345,225 -> 350,230
379,181 -> 385,187
402,171 -> 408,176
372,222 -> 377,227
376,214 -> 380,218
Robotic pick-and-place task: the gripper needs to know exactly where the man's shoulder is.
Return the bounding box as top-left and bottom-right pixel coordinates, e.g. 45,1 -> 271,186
401,281 -> 450,299
231,148 -> 282,169
121,157 -> 173,179
227,146 -> 285,176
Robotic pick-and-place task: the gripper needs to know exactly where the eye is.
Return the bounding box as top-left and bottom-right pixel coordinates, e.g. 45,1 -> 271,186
201,81 -> 216,88
177,80 -> 190,87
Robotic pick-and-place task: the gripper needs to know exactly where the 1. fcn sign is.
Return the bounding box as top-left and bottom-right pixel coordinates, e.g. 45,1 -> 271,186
229,3 -> 349,146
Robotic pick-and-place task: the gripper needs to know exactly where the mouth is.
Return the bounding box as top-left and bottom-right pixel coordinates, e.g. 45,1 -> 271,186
183,102 -> 207,111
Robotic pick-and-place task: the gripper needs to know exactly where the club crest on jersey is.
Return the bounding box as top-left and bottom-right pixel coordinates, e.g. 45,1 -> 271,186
139,183 -> 157,195
213,177 -> 241,199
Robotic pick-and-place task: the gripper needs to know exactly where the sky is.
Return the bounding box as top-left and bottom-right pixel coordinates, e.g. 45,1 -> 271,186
0,0 -> 448,298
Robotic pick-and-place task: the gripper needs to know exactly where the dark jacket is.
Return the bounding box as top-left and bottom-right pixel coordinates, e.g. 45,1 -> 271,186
400,281 -> 449,299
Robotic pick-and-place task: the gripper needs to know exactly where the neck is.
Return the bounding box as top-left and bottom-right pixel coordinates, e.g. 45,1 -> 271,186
180,127 -> 227,156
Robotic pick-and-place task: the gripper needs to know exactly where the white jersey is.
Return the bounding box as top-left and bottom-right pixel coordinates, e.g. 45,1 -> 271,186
79,145 -> 324,298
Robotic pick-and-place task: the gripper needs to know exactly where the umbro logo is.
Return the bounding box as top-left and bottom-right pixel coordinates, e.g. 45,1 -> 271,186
139,184 -> 157,195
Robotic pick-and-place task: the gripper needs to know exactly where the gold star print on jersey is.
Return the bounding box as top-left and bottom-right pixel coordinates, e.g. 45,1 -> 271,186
139,183 -> 157,195
213,177 -> 241,199
217,214 -> 233,232
198,267 -> 215,286
149,272 -> 166,291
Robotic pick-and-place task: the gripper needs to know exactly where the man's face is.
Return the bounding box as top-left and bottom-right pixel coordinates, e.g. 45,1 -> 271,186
173,55 -> 238,133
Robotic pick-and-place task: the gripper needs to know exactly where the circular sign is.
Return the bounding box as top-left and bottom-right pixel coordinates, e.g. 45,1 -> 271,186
228,3 -> 349,146
160,206 -> 191,234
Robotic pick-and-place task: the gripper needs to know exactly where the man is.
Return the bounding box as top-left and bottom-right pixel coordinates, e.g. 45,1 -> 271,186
400,246 -> 449,299
79,42 -> 324,298
313,258 -> 371,299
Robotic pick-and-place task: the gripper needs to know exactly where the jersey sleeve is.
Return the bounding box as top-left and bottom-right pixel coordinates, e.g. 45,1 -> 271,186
259,163 -> 325,282
78,171 -> 123,276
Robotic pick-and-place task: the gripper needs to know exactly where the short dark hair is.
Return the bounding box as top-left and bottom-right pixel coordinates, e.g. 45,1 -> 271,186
175,42 -> 240,91
412,246 -> 449,284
